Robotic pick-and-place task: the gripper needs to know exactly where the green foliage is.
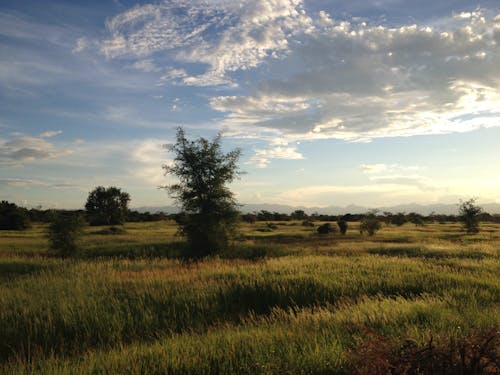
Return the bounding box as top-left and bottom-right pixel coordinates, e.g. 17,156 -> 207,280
459,198 -> 482,234
47,212 -> 86,257
317,222 -> 335,234
391,212 -> 407,226
290,209 -> 307,220
163,128 -> 242,257
0,201 -> 31,230
337,220 -> 348,235
1,221 -> 499,373
85,186 -> 130,226
360,212 -> 382,236
408,212 -> 425,226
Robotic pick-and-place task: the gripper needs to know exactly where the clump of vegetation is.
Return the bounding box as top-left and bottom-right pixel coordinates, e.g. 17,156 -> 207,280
458,198 -> 482,234
162,127 -> 242,258
302,220 -> 315,227
391,212 -> 407,226
360,212 -> 382,236
350,327 -> 499,375
317,222 -> 336,234
85,186 -> 130,226
47,212 -> 86,257
337,220 -> 348,235
0,201 -> 31,230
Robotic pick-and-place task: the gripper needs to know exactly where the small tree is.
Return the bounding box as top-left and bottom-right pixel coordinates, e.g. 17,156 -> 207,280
458,198 -> 482,234
391,212 -> 407,226
337,220 -> 348,235
360,211 -> 382,236
162,128 -> 242,257
85,186 -> 130,226
0,201 -> 31,230
48,212 -> 86,257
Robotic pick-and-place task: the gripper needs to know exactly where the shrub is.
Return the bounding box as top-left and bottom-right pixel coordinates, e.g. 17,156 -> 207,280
337,220 -> 348,235
47,212 -> 86,257
302,220 -> 315,227
390,212 -> 407,226
317,223 -> 336,234
350,327 -> 499,375
360,213 -> 381,236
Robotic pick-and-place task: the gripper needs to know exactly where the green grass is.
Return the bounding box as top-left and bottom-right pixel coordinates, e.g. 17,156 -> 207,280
0,220 -> 498,373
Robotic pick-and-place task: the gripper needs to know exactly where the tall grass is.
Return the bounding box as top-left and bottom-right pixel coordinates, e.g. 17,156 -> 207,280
0,221 -> 498,373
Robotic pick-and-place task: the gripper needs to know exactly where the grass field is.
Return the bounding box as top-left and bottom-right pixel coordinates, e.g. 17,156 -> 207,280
0,220 -> 498,374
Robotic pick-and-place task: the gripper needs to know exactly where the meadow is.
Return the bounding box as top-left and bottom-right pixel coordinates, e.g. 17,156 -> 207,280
0,220 -> 498,374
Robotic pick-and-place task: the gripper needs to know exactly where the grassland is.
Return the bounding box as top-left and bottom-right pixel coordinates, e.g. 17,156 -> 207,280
0,220 -> 498,374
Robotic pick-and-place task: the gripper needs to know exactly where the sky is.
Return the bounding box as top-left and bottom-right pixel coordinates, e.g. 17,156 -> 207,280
1,0 -> 499,209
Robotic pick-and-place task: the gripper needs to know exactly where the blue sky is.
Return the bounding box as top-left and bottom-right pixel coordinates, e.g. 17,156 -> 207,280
1,0 -> 499,209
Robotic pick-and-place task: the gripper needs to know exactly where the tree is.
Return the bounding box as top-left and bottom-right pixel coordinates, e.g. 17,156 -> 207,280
0,201 -> 31,230
337,220 -> 348,235
458,198 -> 482,234
162,128 -> 242,257
85,186 -> 130,226
47,211 -> 86,257
360,211 -> 382,236
291,210 -> 307,220
391,212 -> 407,226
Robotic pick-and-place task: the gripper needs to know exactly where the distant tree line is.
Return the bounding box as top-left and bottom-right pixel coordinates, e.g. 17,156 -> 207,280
2,203 -> 500,229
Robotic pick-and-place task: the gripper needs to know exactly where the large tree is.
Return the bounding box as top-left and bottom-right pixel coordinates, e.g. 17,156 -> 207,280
85,186 -> 130,226
163,128 -> 242,257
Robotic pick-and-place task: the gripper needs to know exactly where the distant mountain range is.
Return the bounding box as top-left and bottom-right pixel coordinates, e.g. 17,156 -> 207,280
134,202 -> 500,215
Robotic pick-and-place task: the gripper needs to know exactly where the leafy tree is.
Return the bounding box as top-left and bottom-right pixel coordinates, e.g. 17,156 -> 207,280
408,212 -> 425,226
337,220 -> 348,235
0,201 -> 31,230
85,186 -> 130,226
391,212 -> 407,226
47,211 -> 86,257
162,128 -> 242,257
360,211 -> 382,236
458,198 -> 482,234
291,210 -> 307,220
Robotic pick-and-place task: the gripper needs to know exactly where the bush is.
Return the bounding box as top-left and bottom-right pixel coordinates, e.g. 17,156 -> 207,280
47,212 -> 86,257
350,327 -> 499,375
360,213 -> 381,236
337,220 -> 348,235
302,220 -> 315,227
390,212 -> 407,226
0,201 -> 31,230
317,223 -> 336,234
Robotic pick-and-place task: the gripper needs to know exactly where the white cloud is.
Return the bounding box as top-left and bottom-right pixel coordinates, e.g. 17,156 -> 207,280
39,130 -> 62,138
0,136 -> 71,165
210,10 -> 500,140
72,37 -> 89,53
250,146 -> 304,168
100,0 -> 313,86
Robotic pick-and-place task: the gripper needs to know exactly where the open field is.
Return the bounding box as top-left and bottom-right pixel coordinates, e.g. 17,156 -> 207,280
0,220 -> 499,374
